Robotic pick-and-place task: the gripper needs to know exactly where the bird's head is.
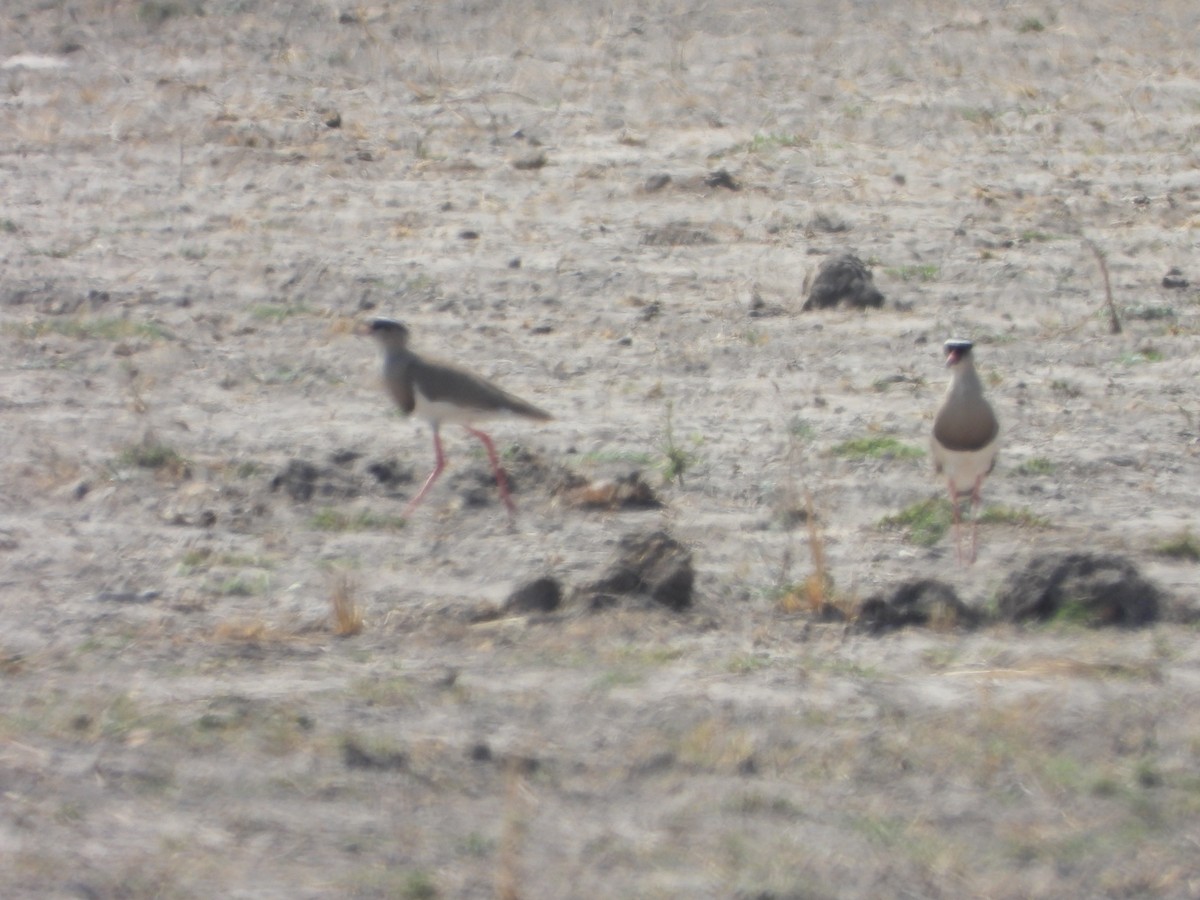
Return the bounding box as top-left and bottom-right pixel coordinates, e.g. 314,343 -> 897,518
366,317 -> 411,349
943,338 -> 975,368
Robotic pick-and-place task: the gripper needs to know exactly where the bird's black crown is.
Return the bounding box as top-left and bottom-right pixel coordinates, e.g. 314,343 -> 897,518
944,338 -> 974,352
369,317 -> 408,334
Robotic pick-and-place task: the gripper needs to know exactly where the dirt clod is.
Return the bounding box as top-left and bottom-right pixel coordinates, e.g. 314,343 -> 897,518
504,576 -> 563,614
995,552 -> 1163,627
802,253 -> 885,310
857,578 -> 977,633
582,530 -> 694,611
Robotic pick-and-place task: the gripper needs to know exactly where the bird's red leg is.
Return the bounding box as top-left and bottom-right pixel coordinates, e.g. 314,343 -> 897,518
968,474 -> 985,564
466,426 -> 517,516
947,481 -> 964,565
403,425 -> 446,516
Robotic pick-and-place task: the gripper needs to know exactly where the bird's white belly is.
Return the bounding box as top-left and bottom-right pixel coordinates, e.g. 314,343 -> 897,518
935,445 -> 997,493
413,392 -> 506,426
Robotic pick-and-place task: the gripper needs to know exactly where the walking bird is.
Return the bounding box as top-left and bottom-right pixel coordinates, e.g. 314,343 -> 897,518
367,318 -> 551,518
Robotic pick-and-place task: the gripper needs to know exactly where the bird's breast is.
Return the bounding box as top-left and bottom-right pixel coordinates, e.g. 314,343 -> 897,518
412,389 -> 507,426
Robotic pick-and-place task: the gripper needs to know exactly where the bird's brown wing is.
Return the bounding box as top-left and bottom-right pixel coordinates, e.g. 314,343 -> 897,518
415,358 -> 551,421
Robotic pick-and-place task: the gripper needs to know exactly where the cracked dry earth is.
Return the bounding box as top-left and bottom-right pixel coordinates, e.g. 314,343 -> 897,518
3,1 -> 1200,898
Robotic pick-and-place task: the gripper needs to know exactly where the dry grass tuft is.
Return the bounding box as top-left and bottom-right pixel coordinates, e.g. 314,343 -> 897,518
212,617 -> 299,644
495,758 -> 530,900
329,571 -> 364,637
1085,237 -> 1121,335
802,490 -> 831,610
778,491 -> 837,615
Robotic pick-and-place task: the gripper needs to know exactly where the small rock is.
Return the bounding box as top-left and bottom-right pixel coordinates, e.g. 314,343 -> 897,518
364,459 -> 411,488
505,577 -> 563,614
747,290 -> 786,318
93,590 -> 160,604
558,471 -> 662,510
341,736 -> 408,771
640,222 -> 716,247
511,126 -> 545,146
802,253 -> 885,311
271,460 -> 320,501
643,173 -> 672,192
330,449 -> 362,467
704,168 -> 739,190
270,459 -> 360,501
512,151 -> 547,170
996,552 -> 1162,627
1162,267 -> 1189,289
809,212 -> 851,233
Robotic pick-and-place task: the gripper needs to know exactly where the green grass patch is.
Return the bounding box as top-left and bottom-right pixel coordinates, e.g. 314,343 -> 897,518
250,303 -> 313,322
659,400 -> 701,485
116,441 -> 189,476
591,645 -> 684,691
879,498 -> 952,547
959,106 -> 996,127
787,417 -> 817,441
744,132 -> 807,153
348,674 -> 417,708
179,549 -> 273,575
579,449 -> 657,467
215,573 -> 271,597
13,317 -> 173,342
232,460 -> 264,478
977,505 -> 1051,528
1123,305 -> 1176,322
1118,349 -> 1164,365
138,0 -> 202,24
726,790 -> 802,817
1052,596 -> 1099,626
832,436 -> 924,461
885,264 -> 939,282
591,668 -> 647,691
458,832 -> 494,858
1013,456 -> 1055,476
726,652 -> 772,675
1154,529 -> 1200,562
1018,229 -> 1058,242
877,499 -> 1047,546
310,507 -> 407,532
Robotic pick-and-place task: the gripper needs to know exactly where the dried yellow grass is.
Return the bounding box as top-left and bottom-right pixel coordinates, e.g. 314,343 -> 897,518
329,571 -> 364,637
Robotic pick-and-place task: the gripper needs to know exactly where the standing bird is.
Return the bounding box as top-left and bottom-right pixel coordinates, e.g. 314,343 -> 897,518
931,338 -> 1000,564
367,318 -> 551,518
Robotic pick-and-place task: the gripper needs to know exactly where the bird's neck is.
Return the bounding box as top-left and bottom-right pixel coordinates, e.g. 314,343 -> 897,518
383,346 -> 415,378
949,364 -> 983,396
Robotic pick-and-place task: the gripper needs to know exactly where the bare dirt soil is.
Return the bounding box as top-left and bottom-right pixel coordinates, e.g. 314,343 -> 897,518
3,1 -> 1200,897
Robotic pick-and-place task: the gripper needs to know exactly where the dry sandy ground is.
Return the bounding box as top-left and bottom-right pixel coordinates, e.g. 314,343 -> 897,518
3,1 -> 1200,897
